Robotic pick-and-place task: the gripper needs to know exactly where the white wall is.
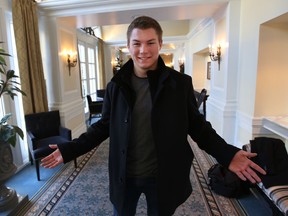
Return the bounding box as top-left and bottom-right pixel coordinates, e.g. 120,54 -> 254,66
235,0 -> 288,147
188,2 -> 241,144
39,16 -> 87,139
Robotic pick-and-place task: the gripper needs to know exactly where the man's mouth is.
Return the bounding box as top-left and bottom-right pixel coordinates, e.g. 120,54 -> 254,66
138,56 -> 150,61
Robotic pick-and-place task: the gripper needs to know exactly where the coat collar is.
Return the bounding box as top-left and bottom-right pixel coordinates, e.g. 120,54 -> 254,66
111,56 -> 174,105
111,56 -> 170,86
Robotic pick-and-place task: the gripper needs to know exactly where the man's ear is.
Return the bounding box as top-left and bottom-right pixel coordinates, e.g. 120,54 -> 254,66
127,45 -> 131,54
159,40 -> 163,50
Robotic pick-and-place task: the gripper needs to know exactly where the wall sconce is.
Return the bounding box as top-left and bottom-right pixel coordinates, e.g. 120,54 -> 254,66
67,51 -> 77,76
112,49 -> 123,75
208,44 -> 221,70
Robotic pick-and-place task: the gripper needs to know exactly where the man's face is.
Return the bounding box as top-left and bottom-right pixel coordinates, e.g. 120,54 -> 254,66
128,28 -> 162,76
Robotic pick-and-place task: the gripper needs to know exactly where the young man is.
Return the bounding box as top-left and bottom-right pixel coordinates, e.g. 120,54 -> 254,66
41,16 -> 266,216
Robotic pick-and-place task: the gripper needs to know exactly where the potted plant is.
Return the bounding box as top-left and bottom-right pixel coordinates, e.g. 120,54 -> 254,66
0,41 -> 26,211
0,42 -> 25,146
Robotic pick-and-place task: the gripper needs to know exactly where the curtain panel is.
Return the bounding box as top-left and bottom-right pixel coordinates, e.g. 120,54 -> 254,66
97,38 -> 106,89
12,0 -> 48,114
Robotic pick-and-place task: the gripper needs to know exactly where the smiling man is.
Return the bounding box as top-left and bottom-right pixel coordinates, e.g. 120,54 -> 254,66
41,16 -> 266,216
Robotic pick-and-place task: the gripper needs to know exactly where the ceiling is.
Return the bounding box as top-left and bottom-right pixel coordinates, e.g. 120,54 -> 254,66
36,0 -> 230,55
37,0 -> 229,28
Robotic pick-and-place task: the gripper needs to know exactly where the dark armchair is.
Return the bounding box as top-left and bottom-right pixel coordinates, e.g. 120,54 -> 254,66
194,88 -> 208,118
25,110 -> 77,181
196,88 -> 207,109
96,89 -> 106,99
87,95 -> 103,124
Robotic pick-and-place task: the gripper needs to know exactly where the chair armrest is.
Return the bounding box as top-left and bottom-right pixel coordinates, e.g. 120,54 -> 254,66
89,101 -> 103,113
90,101 -> 103,105
26,130 -> 37,151
59,126 -> 72,140
26,130 -> 35,139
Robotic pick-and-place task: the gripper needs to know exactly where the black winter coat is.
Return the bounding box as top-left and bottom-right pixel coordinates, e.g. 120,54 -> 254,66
58,57 -> 239,215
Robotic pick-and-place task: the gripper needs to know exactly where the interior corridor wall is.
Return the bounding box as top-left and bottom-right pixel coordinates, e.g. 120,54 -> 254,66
39,16 -> 87,139
235,0 -> 288,146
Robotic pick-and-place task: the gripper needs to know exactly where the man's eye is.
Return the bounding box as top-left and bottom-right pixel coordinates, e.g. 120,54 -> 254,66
133,43 -> 140,46
148,42 -> 155,45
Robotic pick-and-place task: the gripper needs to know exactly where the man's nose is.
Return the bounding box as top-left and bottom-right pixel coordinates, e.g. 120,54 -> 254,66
140,44 -> 148,53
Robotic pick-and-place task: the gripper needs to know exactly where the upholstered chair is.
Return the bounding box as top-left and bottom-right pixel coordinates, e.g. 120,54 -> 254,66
25,110 -> 77,181
86,95 -> 103,124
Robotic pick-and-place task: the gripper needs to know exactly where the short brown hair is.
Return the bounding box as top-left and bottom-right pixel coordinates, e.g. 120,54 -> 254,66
127,16 -> 163,45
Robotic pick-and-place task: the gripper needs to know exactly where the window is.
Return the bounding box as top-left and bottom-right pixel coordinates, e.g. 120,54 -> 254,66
88,47 -> 97,95
78,43 -> 87,97
78,41 -> 98,113
1,13 -> 29,166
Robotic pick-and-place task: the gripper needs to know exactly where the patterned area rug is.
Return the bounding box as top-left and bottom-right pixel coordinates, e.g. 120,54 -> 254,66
16,138 -> 246,216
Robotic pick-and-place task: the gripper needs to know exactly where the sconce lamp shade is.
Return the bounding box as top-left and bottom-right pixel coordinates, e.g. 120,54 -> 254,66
67,52 -> 77,76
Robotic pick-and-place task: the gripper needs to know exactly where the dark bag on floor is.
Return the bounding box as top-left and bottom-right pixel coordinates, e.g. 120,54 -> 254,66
208,164 -> 250,198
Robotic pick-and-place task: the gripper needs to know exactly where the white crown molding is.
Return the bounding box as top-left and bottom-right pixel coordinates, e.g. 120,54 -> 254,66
38,0 -> 227,12
186,18 -> 213,39
36,0 -> 228,28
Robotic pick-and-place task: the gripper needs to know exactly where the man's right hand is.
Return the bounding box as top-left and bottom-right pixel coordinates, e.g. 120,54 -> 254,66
41,145 -> 63,168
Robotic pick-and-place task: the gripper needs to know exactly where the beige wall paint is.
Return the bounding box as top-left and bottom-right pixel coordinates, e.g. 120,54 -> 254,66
59,29 -> 78,92
101,20 -> 190,42
192,53 -> 207,91
160,20 -> 190,36
67,113 -> 85,137
254,23 -> 288,116
238,0 -> 288,116
101,24 -> 127,42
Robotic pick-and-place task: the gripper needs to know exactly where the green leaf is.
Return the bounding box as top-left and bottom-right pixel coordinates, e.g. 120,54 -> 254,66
0,55 -> 7,66
0,113 -> 12,124
13,125 -> 24,140
6,69 -> 16,79
0,41 -> 26,148
0,124 -> 15,143
0,115 -> 24,147
7,134 -> 17,147
0,52 -> 11,57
